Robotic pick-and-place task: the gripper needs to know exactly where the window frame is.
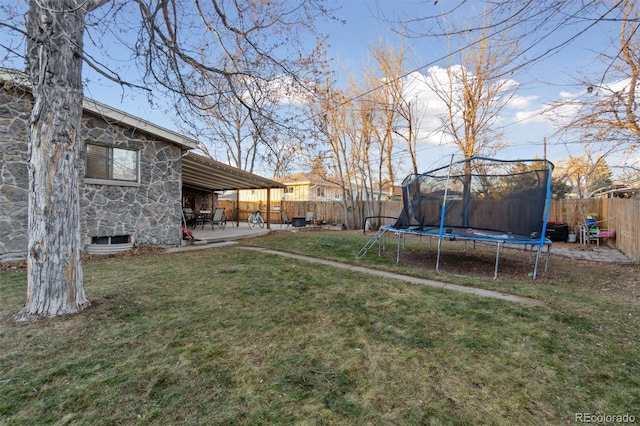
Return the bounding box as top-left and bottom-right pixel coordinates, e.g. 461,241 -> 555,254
84,142 -> 140,187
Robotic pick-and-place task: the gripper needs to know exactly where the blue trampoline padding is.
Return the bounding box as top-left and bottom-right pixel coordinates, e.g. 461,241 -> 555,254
381,225 -> 552,246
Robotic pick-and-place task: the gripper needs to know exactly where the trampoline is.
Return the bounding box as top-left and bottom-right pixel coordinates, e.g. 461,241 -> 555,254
357,156 -> 554,279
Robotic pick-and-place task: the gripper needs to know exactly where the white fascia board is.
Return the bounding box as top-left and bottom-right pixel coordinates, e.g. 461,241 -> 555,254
0,67 -> 197,150
82,98 -> 198,150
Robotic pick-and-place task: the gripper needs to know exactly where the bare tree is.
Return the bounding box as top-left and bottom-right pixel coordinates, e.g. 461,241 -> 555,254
368,42 -> 405,187
179,82 -> 264,172
390,0 -> 637,177
180,73 -> 309,177
426,23 -> 518,162
17,0 -> 109,320
132,1 -> 330,124
307,69 -> 374,229
554,0 -> 640,157
2,0 -> 332,319
394,78 -> 425,176
307,41 -> 423,228
390,1 -> 608,81
557,153 -> 613,198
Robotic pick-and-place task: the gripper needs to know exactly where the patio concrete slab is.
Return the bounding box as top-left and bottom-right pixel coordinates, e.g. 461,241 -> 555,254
174,221 -> 271,247
550,243 -> 633,264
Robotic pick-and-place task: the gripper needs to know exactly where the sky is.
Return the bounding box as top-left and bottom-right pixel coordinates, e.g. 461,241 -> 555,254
1,0 -> 636,179
311,1 -> 632,174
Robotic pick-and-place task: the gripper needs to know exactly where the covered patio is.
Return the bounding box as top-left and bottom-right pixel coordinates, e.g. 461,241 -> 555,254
181,152 -> 284,229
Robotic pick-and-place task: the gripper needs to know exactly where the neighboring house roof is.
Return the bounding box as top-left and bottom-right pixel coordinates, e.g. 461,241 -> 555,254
276,172 -> 342,188
2,67 -> 282,192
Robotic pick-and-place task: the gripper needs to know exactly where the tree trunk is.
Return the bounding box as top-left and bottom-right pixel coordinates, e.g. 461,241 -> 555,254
18,1 -> 91,319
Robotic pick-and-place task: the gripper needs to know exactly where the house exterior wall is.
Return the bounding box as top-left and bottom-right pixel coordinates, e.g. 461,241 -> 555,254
0,87 -> 30,261
0,85 -> 183,262
238,188 -> 284,202
238,185 -> 343,202
182,188 -> 216,212
287,185 -> 308,201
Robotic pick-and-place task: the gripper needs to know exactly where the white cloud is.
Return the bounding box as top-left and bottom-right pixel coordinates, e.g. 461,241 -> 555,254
558,90 -> 578,99
513,107 -> 552,124
508,95 -> 538,109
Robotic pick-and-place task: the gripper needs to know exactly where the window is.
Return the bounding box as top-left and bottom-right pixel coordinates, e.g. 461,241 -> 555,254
284,187 -> 294,194
316,187 -> 325,197
86,143 -> 138,182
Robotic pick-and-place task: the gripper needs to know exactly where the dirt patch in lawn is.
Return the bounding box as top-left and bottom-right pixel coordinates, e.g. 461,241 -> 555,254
0,244 -> 166,273
381,239 -> 640,305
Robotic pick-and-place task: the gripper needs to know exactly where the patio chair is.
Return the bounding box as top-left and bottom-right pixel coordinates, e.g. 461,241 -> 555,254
209,207 -> 226,230
224,207 -> 239,227
305,211 -> 315,226
281,210 -> 292,228
578,213 -> 601,245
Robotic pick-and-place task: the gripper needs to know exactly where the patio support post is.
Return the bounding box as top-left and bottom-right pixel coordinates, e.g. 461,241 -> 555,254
266,188 -> 271,229
235,190 -> 239,226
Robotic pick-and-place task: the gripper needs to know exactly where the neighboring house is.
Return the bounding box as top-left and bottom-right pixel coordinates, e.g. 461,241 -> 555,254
239,172 -> 392,202
0,68 -> 282,262
239,173 -> 343,202
388,185 -> 403,201
279,173 -> 344,201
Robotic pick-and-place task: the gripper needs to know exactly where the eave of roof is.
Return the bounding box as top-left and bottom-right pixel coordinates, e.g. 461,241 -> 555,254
0,67 -> 197,150
276,172 -> 342,187
83,98 -> 197,150
182,152 -> 284,191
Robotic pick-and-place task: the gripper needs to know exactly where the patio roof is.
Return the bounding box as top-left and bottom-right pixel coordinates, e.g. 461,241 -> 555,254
182,152 -> 284,191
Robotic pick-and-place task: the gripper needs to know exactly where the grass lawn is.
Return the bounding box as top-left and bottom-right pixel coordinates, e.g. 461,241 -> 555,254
1,230 -> 638,424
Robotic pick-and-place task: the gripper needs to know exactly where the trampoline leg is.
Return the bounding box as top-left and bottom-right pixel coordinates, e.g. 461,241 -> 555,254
378,231 -> 387,256
532,246 -> 541,279
493,242 -> 502,280
396,232 -> 401,264
544,244 -> 551,272
436,238 -> 442,273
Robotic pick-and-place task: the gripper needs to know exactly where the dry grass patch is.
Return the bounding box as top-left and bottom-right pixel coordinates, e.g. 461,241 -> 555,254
1,232 -> 639,424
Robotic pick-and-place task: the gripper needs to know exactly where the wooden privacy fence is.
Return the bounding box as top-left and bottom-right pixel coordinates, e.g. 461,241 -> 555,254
219,198 -> 640,262
548,198 -> 640,262
218,200 -> 404,228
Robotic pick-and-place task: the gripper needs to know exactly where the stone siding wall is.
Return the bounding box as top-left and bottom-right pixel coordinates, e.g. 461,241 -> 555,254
79,112 -> 183,249
0,86 -> 183,262
0,87 -> 30,261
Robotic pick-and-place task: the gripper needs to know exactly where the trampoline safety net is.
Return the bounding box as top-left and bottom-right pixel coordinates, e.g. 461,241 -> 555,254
394,156 -> 553,241
357,157 -> 554,279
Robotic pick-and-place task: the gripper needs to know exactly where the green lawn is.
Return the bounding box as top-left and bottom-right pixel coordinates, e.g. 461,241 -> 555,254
1,231 -> 638,424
